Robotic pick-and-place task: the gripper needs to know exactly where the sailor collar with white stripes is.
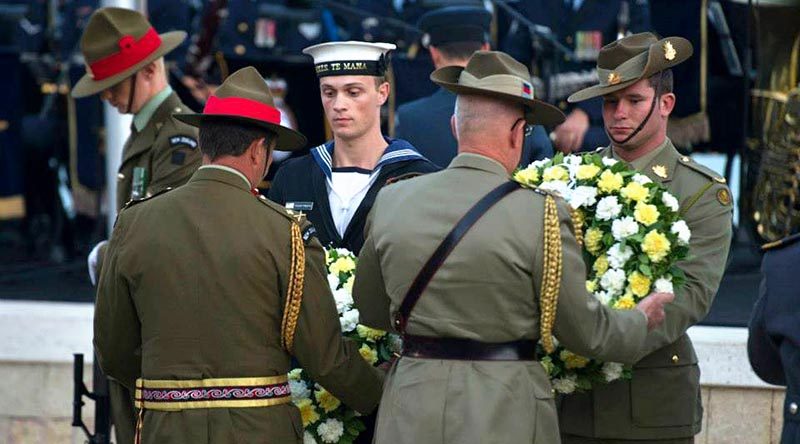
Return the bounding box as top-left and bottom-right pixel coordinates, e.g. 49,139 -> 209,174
310,137 -> 425,180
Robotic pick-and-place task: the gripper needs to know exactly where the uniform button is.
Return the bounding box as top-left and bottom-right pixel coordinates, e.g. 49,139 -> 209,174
234,44 -> 246,56
671,354 -> 679,364
258,195 -> 267,201
237,22 -> 249,33
790,402 -> 798,415
681,156 -> 690,162
117,173 -> 125,180
174,107 -> 182,113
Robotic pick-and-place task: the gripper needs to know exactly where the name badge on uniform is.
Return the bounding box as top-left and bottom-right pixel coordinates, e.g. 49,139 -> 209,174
131,167 -> 148,200
285,201 -> 313,221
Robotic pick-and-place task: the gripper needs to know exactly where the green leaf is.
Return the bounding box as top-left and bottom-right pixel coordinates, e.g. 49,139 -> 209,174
639,264 -> 652,277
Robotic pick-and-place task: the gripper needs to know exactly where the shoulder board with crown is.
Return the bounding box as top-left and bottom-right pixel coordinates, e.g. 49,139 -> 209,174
121,187 -> 173,210
761,232 -> 800,252
677,155 -> 727,184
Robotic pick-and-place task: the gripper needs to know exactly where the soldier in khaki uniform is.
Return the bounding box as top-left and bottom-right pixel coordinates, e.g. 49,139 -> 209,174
95,67 -> 383,444
72,8 -> 202,443
353,51 -> 675,444
558,33 -> 734,444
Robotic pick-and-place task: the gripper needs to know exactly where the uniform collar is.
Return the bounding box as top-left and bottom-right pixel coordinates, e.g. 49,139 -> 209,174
133,85 -> 173,132
191,165 -> 252,192
448,152 -> 510,177
198,165 -> 251,189
310,137 -> 426,180
607,138 -> 679,183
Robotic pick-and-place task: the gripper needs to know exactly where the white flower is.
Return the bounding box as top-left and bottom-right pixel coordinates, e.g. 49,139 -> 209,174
317,418 -> 345,443
334,248 -> 351,257
593,291 -> 612,305
565,154 -> 583,166
340,309 -> 360,332
530,159 -> 549,169
632,174 -> 653,185
596,196 -> 622,221
602,362 -> 624,382
538,180 -> 570,197
661,192 -> 679,212
304,431 -> 318,444
654,276 -> 674,293
600,268 -> 627,295
611,216 -> 640,241
568,186 -> 598,209
327,274 -> 340,292
552,375 -> 578,394
671,220 -> 691,245
332,288 -> 353,314
607,243 -> 634,269
602,157 -> 619,167
290,379 -> 310,401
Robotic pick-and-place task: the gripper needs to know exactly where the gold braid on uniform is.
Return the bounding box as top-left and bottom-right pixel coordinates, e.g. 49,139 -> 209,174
281,222 -> 305,352
570,208 -> 584,247
540,195 -> 563,354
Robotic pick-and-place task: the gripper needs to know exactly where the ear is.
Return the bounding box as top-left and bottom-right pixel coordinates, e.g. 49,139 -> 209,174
659,92 -> 676,117
377,81 -> 390,106
450,114 -> 457,140
248,137 -> 265,164
264,138 -> 276,170
429,46 -> 442,66
511,120 -> 525,152
141,60 -> 158,79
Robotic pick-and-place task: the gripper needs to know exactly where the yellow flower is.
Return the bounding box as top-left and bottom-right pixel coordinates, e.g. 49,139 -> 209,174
634,202 -> 660,226
314,387 -> 341,413
359,344 -> 378,365
329,256 -> 356,275
585,227 -> 604,255
543,166 -> 569,182
356,324 -> 387,342
585,280 -> 597,292
560,350 -> 590,369
613,293 -> 636,310
620,182 -> 649,202
642,230 -> 671,263
514,167 -> 540,185
597,170 -> 624,193
592,255 -> 609,275
628,271 -> 651,298
576,164 -> 601,180
288,368 -> 302,381
295,398 -> 320,426
344,275 -> 355,293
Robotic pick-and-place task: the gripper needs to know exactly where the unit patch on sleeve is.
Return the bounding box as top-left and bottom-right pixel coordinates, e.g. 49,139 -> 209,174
169,135 -> 198,149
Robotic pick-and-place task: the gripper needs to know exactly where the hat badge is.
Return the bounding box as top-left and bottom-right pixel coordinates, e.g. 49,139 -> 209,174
607,71 -> 621,85
663,41 -> 677,61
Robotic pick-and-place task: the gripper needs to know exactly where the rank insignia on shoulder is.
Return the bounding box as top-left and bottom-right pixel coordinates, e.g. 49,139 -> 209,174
652,164 -> 668,179
169,135 -> 198,149
301,224 -> 318,245
716,188 -> 731,206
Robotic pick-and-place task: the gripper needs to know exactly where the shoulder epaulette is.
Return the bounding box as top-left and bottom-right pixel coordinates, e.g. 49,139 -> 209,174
677,155 -> 727,184
761,232 -> 800,251
385,172 -> 424,186
121,187 -> 173,210
255,194 -> 295,222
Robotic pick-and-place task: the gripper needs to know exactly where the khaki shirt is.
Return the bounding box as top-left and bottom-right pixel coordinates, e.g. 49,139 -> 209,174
354,153 -> 649,444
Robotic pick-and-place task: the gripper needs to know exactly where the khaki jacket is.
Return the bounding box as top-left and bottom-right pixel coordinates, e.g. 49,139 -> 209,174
95,168 -> 383,443
354,153 -> 649,444
559,139 -> 733,440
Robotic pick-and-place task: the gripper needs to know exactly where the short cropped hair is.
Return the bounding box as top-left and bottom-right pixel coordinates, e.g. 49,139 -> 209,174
199,119 -> 275,160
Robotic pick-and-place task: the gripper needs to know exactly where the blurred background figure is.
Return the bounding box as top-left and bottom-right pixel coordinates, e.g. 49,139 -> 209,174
748,231 -> 800,444
396,4 -> 553,169
499,0 -> 652,153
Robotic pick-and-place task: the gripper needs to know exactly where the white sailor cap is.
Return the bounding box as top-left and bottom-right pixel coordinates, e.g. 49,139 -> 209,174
302,41 -> 396,78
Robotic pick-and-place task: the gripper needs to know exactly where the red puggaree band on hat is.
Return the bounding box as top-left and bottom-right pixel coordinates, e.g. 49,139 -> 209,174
203,96 -> 282,124
88,27 -> 162,80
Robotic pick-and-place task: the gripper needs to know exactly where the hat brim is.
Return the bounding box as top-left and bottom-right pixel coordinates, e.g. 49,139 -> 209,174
173,114 -> 308,152
568,37 -> 693,103
71,31 -> 186,98
431,66 -> 566,127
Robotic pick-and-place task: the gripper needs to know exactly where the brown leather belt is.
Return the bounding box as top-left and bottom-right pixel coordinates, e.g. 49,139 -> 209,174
402,335 -> 538,361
